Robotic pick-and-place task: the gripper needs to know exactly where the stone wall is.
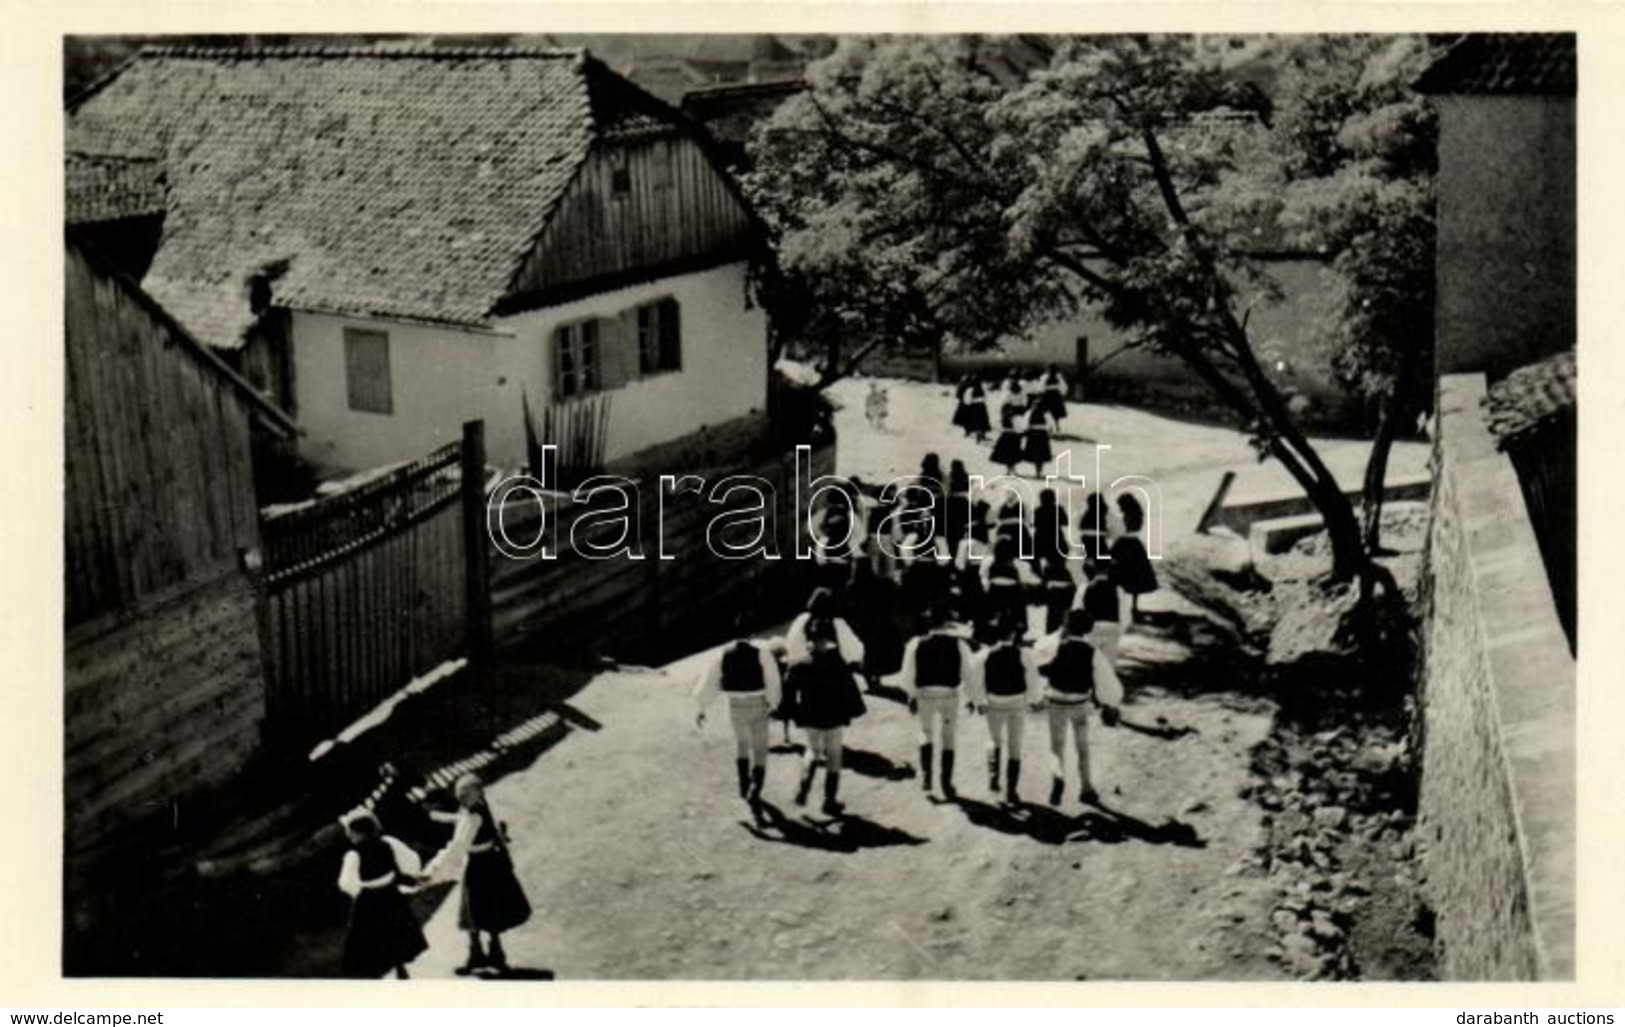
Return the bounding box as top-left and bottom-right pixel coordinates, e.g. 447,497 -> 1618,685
1418,373 -> 1575,979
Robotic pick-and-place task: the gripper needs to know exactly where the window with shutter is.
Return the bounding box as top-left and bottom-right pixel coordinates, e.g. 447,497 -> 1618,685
635,297 -> 682,376
554,320 -> 604,399
343,327 -> 393,414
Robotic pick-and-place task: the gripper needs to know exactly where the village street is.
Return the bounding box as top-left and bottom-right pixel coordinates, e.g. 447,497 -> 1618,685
401,378 -> 1426,980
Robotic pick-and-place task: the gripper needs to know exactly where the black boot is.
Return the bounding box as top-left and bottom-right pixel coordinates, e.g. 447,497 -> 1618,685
919,744 -> 935,794
988,748 -> 1002,793
735,758 -> 751,799
822,771 -> 844,816
940,749 -> 957,801
749,765 -> 766,803
794,761 -> 817,806
455,933 -> 486,976
1006,759 -> 1022,807
486,934 -> 508,975
1049,775 -> 1064,807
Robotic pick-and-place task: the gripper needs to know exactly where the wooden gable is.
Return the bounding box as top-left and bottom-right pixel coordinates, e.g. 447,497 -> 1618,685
500,127 -> 758,310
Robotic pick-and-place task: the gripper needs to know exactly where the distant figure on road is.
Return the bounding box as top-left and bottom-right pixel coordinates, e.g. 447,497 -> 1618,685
952,372 -> 992,442
783,589 -> 867,815
423,773 -> 532,976
1034,610 -> 1125,809
1033,363 -> 1070,433
336,809 -> 427,980
967,618 -> 1044,807
694,630 -> 783,823
865,381 -> 890,432
978,535 -> 1039,644
989,407 -> 1025,477
898,620 -> 976,802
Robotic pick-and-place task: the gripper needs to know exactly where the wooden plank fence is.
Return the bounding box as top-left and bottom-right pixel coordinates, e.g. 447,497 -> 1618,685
258,428 -> 484,749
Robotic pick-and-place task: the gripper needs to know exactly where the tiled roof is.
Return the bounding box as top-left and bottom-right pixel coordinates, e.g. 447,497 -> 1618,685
1484,348 -> 1576,444
1415,33 -> 1576,96
64,150 -> 166,225
65,46 -> 684,349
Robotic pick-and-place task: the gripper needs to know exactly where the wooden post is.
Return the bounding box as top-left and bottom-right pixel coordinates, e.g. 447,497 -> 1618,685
461,420 -> 494,669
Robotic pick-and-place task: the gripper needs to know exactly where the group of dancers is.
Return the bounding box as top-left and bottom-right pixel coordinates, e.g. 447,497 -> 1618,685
333,772 -> 533,980
952,364 -> 1072,477
693,450 -> 1160,823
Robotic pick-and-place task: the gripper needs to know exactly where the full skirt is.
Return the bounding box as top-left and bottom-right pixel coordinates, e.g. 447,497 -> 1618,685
458,847 -> 532,934
343,887 -> 428,978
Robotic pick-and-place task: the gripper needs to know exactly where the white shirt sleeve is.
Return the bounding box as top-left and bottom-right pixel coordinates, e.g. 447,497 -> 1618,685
834,618 -> 866,665
384,835 -> 422,878
423,809 -> 480,882
783,613 -> 812,665
898,637 -> 920,699
1016,560 -> 1041,588
692,650 -> 725,713
338,850 -> 362,898
760,648 -> 783,710
966,649 -> 988,706
1094,650 -> 1126,708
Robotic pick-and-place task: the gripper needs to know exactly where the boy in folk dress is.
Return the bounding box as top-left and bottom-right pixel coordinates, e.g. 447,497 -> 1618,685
782,610 -> 867,815
1033,610 -> 1125,809
423,774 -> 533,976
898,620 -> 977,801
967,618 -> 1045,807
694,631 -> 783,820
337,810 -> 427,980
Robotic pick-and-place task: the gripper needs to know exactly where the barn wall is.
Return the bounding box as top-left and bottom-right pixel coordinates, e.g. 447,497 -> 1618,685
65,244 -> 260,625
64,569 -> 266,850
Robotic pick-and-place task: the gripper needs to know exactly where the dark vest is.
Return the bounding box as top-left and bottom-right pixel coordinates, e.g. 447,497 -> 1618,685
353,837 -> 399,879
1042,639 -> 1096,696
984,644 -> 1027,697
469,802 -> 502,850
1083,578 -> 1120,622
915,634 -> 963,688
720,642 -> 765,693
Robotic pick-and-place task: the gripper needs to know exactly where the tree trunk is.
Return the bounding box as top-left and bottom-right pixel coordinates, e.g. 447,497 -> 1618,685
1360,395 -> 1397,555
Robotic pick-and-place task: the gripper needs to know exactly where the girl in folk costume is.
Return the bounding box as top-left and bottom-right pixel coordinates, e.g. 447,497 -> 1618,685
989,406 -> 1025,477
1039,555 -> 1079,635
952,373 -> 992,442
1109,493 -> 1160,621
809,490 -> 861,607
991,491 -> 1033,559
898,620 -> 977,801
1020,407 -> 1054,478
1031,487 -> 1070,573
782,590 -> 868,815
846,535 -> 905,690
967,618 -> 1045,807
914,452 -> 948,544
949,501 -> 991,630
1034,610 -> 1125,808
693,631 -> 784,819
1074,557 -> 1128,666
998,372 -> 1028,426
1034,363 -> 1070,433
336,810 -> 427,979
1076,489 -> 1112,564
896,536 -> 952,644
943,459 -> 973,552
423,774 -> 533,976
978,535 -> 1040,645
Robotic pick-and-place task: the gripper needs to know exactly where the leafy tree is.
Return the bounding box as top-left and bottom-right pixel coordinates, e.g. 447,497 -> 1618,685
1269,35 -> 1437,555
746,33 -> 1435,583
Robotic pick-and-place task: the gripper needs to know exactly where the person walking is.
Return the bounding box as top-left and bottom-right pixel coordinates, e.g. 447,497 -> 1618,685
1034,610 -> 1124,809
422,774 -> 532,976
336,809 -> 427,980
967,619 -> 1044,807
898,620 -> 976,802
694,631 -> 783,821
952,372 -> 992,442
1110,493 -> 1159,622
1034,364 -> 1070,433
978,534 -> 1039,644
782,602 -> 867,816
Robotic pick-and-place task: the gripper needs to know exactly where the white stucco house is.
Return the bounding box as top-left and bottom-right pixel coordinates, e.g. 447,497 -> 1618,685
66,45 -> 769,475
